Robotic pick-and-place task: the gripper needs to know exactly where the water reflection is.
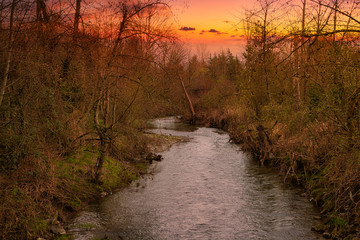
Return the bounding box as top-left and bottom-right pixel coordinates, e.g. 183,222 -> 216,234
147,116 -> 198,133
70,117 -> 320,240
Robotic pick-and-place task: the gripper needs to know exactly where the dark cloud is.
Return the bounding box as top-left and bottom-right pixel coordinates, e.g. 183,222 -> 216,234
200,29 -> 228,35
209,29 -> 219,33
179,26 -> 196,31
230,35 -> 236,38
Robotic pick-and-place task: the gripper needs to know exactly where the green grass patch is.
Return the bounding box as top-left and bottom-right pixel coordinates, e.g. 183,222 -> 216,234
79,223 -> 97,230
329,216 -> 348,227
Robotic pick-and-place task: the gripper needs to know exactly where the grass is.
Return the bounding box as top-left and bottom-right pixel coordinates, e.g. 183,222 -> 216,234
78,223 -> 97,230
0,130 -> 177,240
196,104 -> 360,239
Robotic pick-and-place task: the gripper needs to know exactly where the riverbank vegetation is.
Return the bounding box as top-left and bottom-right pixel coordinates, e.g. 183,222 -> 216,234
1,0 -> 360,239
0,0 -> 187,239
180,0 -> 360,238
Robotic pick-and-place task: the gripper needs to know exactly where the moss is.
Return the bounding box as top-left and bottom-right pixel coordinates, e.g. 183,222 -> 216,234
78,223 -> 97,230
68,197 -> 82,210
30,219 -> 48,236
0,128 -> 171,239
55,235 -> 72,240
329,216 -> 348,227
101,157 -> 126,189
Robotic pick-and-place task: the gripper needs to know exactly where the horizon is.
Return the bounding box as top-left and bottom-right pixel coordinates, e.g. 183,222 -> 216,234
171,0 -> 253,55
170,0 -> 360,56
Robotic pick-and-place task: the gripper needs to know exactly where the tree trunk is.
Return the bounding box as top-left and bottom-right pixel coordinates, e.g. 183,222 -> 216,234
261,6 -> 271,102
333,0 -> 338,42
104,88 -> 110,126
36,0 -> 49,22
301,0 -> 308,103
0,0 -> 16,107
179,76 -> 196,122
94,134 -> 106,182
93,100 -> 107,182
74,0 -> 81,34
293,39 -> 301,109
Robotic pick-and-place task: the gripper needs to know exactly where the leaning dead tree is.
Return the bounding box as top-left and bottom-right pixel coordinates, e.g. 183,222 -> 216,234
179,75 -> 196,122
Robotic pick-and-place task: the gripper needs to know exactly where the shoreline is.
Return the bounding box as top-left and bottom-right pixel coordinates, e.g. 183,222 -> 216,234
188,112 -> 360,240
0,130 -> 184,240
62,132 -> 186,239
2,114 -> 358,239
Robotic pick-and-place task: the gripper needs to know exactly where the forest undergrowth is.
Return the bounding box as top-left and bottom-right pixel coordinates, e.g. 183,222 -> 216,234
193,104 -> 360,239
1,0 -> 360,239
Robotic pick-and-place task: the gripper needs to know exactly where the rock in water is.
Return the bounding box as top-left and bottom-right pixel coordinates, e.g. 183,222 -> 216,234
322,232 -> 331,239
146,153 -> 163,163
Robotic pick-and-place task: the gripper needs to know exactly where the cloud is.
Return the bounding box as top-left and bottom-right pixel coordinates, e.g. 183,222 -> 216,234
200,29 -> 229,35
209,29 -> 219,33
208,29 -> 228,35
179,26 -> 196,31
230,35 -> 236,38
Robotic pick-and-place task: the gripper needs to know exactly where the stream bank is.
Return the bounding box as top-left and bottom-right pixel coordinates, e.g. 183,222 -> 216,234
192,110 -> 360,240
69,116 -> 321,240
0,127 -> 183,240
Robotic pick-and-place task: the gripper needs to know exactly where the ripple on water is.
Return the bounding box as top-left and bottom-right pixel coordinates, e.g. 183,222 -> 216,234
70,117 -> 320,240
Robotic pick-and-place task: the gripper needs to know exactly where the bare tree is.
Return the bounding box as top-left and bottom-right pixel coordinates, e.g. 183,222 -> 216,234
91,0 -> 174,182
243,0 -> 291,104
36,0 -> 49,22
74,0 -> 81,34
0,0 -> 15,107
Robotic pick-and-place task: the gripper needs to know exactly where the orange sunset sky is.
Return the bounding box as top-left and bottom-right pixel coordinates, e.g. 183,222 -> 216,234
171,0 -> 257,55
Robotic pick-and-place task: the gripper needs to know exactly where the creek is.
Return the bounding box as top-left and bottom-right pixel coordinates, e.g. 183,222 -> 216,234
69,117 -> 321,240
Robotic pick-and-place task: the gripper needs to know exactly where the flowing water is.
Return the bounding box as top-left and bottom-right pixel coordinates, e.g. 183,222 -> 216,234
69,117 -> 321,240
